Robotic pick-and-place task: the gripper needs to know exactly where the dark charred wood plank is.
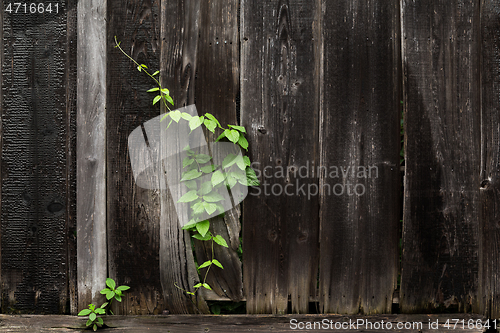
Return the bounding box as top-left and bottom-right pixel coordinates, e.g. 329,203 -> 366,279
400,0 -> 481,313
106,0 -> 164,315
191,0 -> 243,303
241,0 -> 321,314
1,0 -> 73,313
319,0 -> 401,314
159,0 -> 209,314
76,0 -> 108,312
478,0 -> 500,319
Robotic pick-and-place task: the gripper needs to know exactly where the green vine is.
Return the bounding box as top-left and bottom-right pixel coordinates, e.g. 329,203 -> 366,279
115,37 -> 259,296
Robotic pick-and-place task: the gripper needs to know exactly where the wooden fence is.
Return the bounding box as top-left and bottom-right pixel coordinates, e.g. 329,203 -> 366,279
0,0 -> 499,317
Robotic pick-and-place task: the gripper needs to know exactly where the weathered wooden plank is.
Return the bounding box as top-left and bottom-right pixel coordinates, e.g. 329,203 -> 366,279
1,1 -> 72,313
65,0 -> 78,315
77,0 -> 108,312
319,0 -> 401,314
0,314 -> 487,333
478,0 -> 500,319
106,0 -> 164,315
241,0 -> 321,314
190,0 -> 243,303
400,0 -> 481,313
159,0 -> 209,314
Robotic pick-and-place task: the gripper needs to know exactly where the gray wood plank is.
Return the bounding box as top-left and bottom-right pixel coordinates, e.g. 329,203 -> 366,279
319,0 -> 401,314
1,0 -> 74,313
106,0 -> 164,315
159,0 -> 209,314
241,0 -> 321,314
76,0 -> 108,312
400,0 -> 481,313
478,0 -> 500,319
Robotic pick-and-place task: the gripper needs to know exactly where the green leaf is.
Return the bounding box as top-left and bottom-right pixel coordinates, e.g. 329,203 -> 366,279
196,220 -> 210,237
213,235 -> 229,248
204,119 -> 217,133
181,169 -> 202,181
89,304 -> 96,311
246,167 -> 260,186
203,192 -> 224,202
203,202 -> 217,215
153,95 -> 162,105
201,164 -> 215,173
189,116 -> 204,131
115,290 -> 122,297
228,125 -> 246,133
100,288 -> 109,295
95,308 -> 105,315
97,317 -> 104,325
243,156 -> 251,166
204,113 -> 221,128
106,291 -> 116,300
161,88 -> 169,95
183,157 -> 194,168
115,294 -> 122,302
211,170 -> 225,186
141,64 -> 148,69
78,309 -> 92,316
100,302 -> 108,308
203,283 -> 212,290
195,154 -> 211,164
225,175 -> 237,189
224,129 -> 240,143
170,110 -> 181,122
212,259 -> 224,269
192,201 -> 206,215
193,233 -> 212,241
86,319 -> 93,327
137,65 -> 142,72
165,94 -> 174,106
215,132 -> 226,142
181,113 -> 192,121
238,135 -> 249,150
182,220 -> 197,230
147,87 -> 159,92
117,285 -> 130,291
160,112 -> 169,122
177,190 -> 199,203
106,278 -> 116,290
93,323 -> 97,331
184,180 -> 198,190
198,260 -> 211,269
152,71 -> 160,76
199,181 -> 213,196
236,155 -> 246,170
89,313 -> 96,322
194,283 -> 202,288
222,154 -> 238,169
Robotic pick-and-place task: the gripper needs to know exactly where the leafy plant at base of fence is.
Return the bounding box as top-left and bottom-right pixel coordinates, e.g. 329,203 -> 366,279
114,37 -> 260,296
77,278 -> 130,331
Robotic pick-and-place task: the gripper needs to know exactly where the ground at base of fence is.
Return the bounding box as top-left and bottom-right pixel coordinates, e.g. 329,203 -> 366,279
0,313 -> 489,333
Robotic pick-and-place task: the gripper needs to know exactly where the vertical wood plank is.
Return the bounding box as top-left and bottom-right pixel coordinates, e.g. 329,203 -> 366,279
159,0 -> 209,314
191,0 -> 243,302
1,0 -> 73,313
107,0 -> 164,315
400,0 -> 481,313
478,0 -> 500,318
66,0 -> 78,315
319,0 -> 400,314
241,0 -> 321,314
77,0 -> 108,311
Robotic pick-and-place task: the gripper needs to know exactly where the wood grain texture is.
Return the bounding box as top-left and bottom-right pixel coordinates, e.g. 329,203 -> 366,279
400,0 -> 481,313
1,0 -> 73,313
159,0 -> 209,314
241,0 -> 321,314
478,0 -> 500,318
77,0 -> 108,312
106,0 -> 164,315
191,0 -> 243,303
319,0 -> 400,314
